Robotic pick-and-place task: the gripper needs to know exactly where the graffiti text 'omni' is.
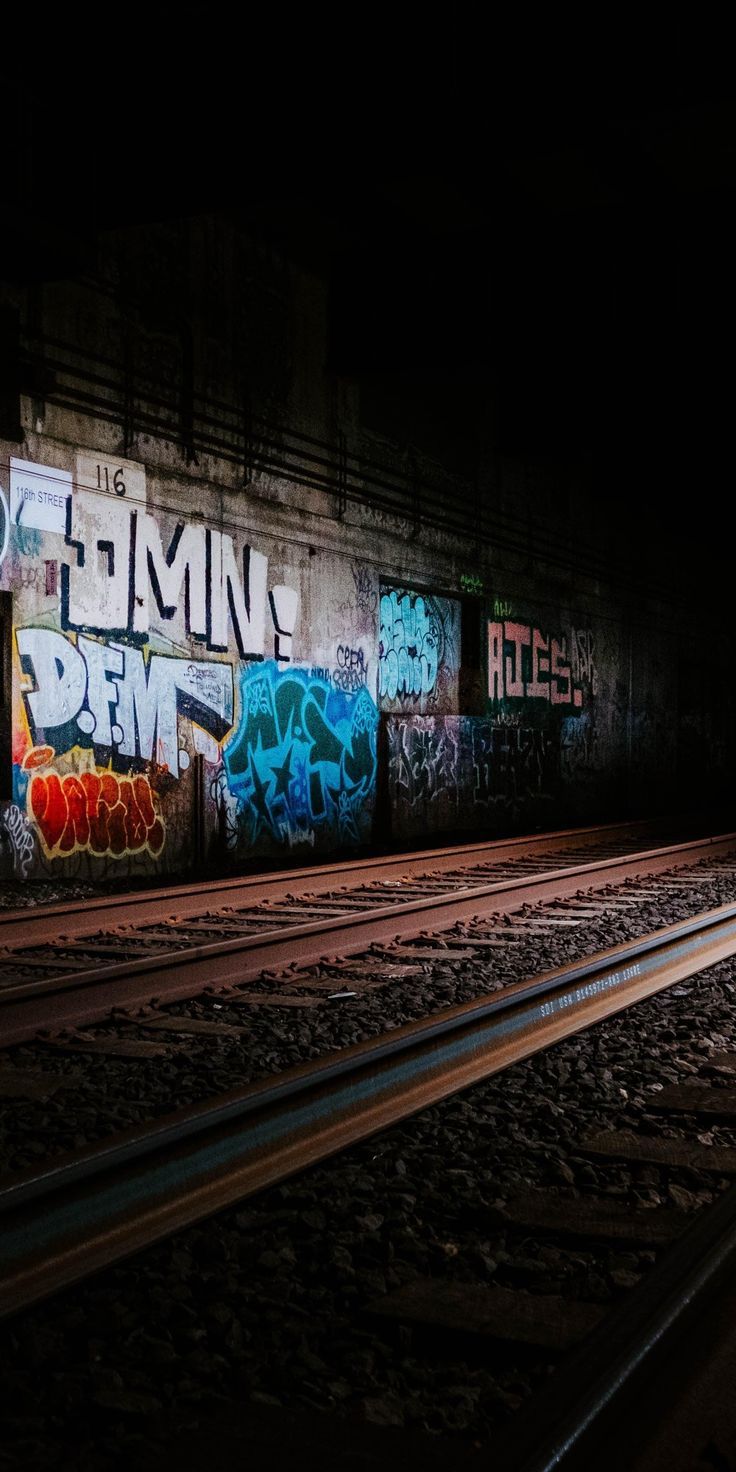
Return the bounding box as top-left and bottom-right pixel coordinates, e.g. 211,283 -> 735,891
63,492 -> 299,660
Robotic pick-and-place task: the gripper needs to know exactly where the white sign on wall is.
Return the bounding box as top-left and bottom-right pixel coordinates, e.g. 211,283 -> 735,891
75,453 -> 146,506
10,459 -> 72,535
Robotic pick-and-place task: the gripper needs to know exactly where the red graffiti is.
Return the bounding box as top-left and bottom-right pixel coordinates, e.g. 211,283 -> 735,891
23,750 -> 165,859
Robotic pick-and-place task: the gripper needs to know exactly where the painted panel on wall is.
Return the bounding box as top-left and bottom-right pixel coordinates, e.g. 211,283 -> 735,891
482,599 -> 628,821
1,453 -> 386,877
487,618 -> 597,710
224,662 -> 378,852
2,454 -> 312,877
378,585 -> 460,715
387,714 -> 561,838
10,459 -> 72,534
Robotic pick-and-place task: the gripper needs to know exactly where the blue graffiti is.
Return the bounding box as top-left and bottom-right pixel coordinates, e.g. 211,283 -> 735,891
224,662 -> 378,847
379,590 -> 441,702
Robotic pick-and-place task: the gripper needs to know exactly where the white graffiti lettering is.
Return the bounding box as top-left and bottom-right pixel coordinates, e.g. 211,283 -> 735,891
61,491 -> 298,661
17,627 -> 233,779
0,803 -> 36,879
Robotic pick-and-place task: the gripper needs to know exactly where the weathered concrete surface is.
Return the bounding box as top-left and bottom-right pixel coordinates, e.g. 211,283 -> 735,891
0,218 -> 731,877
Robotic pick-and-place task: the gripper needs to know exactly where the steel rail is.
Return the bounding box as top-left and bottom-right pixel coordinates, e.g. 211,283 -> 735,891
3,898 -> 736,1318
485,1161 -> 736,1472
0,817 -> 669,947
1,832 -> 735,1048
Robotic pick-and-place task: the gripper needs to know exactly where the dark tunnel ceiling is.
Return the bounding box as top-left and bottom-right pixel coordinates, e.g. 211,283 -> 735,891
1,13 -> 734,567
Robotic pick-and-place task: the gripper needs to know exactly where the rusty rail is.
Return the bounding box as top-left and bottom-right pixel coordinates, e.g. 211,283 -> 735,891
1,831 -> 735,1047
0,816 -> 672,948
3,898 -> 736,1319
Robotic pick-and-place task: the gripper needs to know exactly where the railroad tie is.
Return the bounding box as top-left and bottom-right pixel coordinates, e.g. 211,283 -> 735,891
364,1279 -> 605,1352
213,991 -> 323,1008
647,1084 -> 736,1119
493,1190 -> 688,1246
0,1066 -> 83,1100
137,1011 -> 253,1037
358,947 -> 480,962
274,973 -> 414,993
702,1052 -> 736,1077
582,1130 -> 736,1174
38,1031 -> 173,1058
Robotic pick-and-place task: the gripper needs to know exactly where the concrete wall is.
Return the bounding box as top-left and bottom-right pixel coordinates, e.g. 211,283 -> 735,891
0,217 -> 731,878
0,443 -> 388,878
0,436 -> 729,878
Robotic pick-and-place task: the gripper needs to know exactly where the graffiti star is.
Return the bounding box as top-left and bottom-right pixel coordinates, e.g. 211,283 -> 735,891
247,748 -> 277,838
270,744 -> 295,798
326,766 -> 361,844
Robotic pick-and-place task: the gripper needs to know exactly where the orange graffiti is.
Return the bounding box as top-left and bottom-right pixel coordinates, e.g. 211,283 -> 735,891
23,749 -> 165,860
23,745 -> 55,769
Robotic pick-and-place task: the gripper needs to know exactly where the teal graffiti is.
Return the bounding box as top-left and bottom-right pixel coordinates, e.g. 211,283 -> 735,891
224,662 -> 378,846
12,525 -> 43,557
379,590 -> 441,701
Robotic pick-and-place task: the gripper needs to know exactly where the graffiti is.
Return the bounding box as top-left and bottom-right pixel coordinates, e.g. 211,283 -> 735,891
21,747 -> 165,860
561,712 -> 600,776
224,662 -> 378,848
278,816 -> 317,848
392,720 -> 459,810
17,564 -> 42,590
387,714 -> 559,837
488,620 -> 588,709
379,590 -> 442,702
0,803 -> 35,878
460,572 -> 484,596
472,721 -> 557,808
61,490 -> 299,661
13,525 -> 44,558
17,628 -> 233,779
209,762 -> 240,851
269,586 -> 299,663
493,598 -> 513,618
571,628 -> 598,695
333,644 -> 367,693
332,566 -> 378,638
352,565 -> 377,617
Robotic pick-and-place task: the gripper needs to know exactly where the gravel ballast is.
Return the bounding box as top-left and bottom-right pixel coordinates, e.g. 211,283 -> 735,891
2,918 -> 736,1467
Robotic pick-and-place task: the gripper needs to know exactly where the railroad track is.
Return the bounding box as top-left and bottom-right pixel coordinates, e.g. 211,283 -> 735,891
5,893 -> 736,1470
4,827 -> 736,1465
1,819 -> 734,1046
0,816 -> 693,947
5,887 -> 736,1321
362,1019 -> 736,1472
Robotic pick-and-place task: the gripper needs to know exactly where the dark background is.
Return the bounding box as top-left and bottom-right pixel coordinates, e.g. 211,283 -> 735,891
1,12 -> 733,593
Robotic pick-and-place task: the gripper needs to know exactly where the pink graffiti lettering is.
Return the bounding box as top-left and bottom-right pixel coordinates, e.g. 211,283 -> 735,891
487,621 -> 586,709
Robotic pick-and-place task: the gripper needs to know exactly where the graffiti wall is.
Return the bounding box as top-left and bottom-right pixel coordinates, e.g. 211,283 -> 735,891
483,602 -> 627,820
487,616 -> 598,709
387,714 -> 561,838
0,447 -> 703,874
378,585 -> 460,715
386,602 -> 628,839
0,450 -> 381,876
223,663 -> 377,850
